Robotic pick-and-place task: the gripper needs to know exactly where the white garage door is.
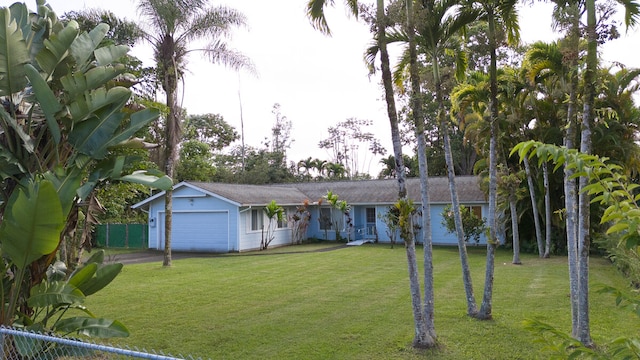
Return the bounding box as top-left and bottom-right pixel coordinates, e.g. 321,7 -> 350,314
168,211 -> 229,252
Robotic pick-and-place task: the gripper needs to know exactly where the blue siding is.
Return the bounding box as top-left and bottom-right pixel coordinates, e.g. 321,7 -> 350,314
146,185 -> 240,252
305,203 -> 487,245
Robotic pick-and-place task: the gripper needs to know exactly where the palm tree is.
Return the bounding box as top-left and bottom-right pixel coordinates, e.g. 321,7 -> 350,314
383,0 -> 481,317
462,0 -> 520,320
308,0 -> 436,348
137,0 -> 253,266
298,157 -> 315,181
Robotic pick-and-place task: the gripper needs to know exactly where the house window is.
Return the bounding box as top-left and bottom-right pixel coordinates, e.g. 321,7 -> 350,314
251,209 -> 263,231
470,206 -> 482,219
277,210 -> 288,229
366,208 -> 376,223
319,207 -> 332,230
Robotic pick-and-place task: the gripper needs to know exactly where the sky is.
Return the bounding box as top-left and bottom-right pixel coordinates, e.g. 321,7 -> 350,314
37,1 -> 640,176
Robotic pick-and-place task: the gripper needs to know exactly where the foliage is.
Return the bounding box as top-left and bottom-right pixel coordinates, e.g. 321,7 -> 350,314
176,140 -> 216,182
261,200 -> 285,250
441,204 -> 486,244
379,206 -> 400,248
290,200 -> 311,245
0,0 -> 171,335
514,140 -> 640,354
324,191 -> 352,242
182,113 -> 239,151
318,118 -> 386,179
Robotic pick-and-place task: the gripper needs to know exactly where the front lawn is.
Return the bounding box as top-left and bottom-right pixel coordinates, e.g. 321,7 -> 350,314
86,245 -> 637,359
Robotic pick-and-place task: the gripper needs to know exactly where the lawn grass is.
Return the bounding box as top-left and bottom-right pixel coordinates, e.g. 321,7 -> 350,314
84,245 -> 638,359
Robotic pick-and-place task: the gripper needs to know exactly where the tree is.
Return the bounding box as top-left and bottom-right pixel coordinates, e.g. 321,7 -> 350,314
0,0 -> 171,339
462,0 -> 520,320
497,166 -> 525,264
137,0 -> 253,266
404,0 -> 436,345
308,0 -> 433,348
176,140 -> 216,181
270,103 -> 293,164
441,205 -> 486,244
261,200 -> 284,250
182,113 -> 239,151
318,118 -> 387,178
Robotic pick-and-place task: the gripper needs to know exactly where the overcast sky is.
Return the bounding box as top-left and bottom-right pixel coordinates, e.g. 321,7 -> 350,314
41,0 -> 640,176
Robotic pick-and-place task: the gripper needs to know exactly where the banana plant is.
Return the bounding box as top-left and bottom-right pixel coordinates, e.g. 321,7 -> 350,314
0,0 -> 171,336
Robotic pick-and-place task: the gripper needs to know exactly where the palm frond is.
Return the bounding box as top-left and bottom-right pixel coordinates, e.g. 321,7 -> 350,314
202,41 -> 256,75
307,0 -> 334,35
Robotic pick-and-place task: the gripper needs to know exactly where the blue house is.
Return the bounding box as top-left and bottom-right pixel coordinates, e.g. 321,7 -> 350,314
132,176 -> 488,252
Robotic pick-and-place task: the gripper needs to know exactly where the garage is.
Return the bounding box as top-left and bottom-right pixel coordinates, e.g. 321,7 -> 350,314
159,211 -> 229,252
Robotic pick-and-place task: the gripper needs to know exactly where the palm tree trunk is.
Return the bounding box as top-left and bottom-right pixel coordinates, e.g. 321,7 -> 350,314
523,156 -> 544,257
163,84 -> 180,267
406,0 -> 436,346
563,8 -> 581,339
478,7 -> 499,320
543,161 -> 552,258
510,193 -> 521,264
376,0 -> 407,199
575,0 -> 596,345
434,55 -> 477,316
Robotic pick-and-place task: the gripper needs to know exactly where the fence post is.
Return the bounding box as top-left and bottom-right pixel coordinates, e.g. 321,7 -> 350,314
106,223 -> 110,248
125,224 -> 129,248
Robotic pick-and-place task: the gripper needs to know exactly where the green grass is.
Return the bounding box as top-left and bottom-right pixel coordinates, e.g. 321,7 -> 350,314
84,245 -> 638,359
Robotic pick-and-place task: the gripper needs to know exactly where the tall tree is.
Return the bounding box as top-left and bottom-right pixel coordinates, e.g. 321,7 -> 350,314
403,0 -> 437,346
137,0 -> 252,266
465,0 -> 520,320
415,0 -> 480,317
308,0 -> 434,348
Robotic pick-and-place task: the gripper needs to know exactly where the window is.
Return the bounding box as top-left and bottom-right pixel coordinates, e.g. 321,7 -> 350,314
470,206 -> 482,219
319,208 -> 332,230
251,209 -> 263,231
366,208 -> 376,223
277,210 -> 288,229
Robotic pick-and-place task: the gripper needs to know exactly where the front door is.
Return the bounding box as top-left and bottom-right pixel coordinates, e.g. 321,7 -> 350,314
365,207 -> 376,238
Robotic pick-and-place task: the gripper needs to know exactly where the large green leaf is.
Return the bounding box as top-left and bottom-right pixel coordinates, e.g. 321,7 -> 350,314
35,20 -> 78,78
68,87 -> 131,158
77,263 -> 123,296
0,179 -> 65,269
119,169 -> 173,190
108,108 -> 160,147
68,263 -> 98,288
71,23 -> 108,71
61,64 -> 126,99
24,64 -> 62,144
9,3 -> 30,43
43,167 -> 82,215
67,86 -> 131,123
94,44 -> 129,66
27,281 -> 84,308
54,317 -> 129,338
0,7 -> 30,96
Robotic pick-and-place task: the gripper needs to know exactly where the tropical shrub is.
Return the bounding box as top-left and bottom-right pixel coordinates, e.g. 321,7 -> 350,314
0,0 -> 171,344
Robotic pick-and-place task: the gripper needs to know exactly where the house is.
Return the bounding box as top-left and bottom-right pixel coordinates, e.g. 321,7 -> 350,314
132,176 -> 488,252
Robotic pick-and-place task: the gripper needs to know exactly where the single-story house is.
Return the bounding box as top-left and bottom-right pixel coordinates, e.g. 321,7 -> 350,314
132,176 -> 488,252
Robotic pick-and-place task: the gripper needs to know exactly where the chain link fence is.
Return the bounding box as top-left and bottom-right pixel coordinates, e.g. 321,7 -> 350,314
0,327 -> 206,360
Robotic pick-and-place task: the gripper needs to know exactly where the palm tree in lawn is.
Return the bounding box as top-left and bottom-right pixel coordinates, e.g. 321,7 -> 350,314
137,0 -> 253,266
388,0 -> 482,317
307,0 -> 436,348
462,0 -> 520,320
423,1 -> 483,317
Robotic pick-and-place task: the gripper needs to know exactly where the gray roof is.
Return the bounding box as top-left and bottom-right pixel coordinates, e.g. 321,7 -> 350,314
186,176 -> 485,206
